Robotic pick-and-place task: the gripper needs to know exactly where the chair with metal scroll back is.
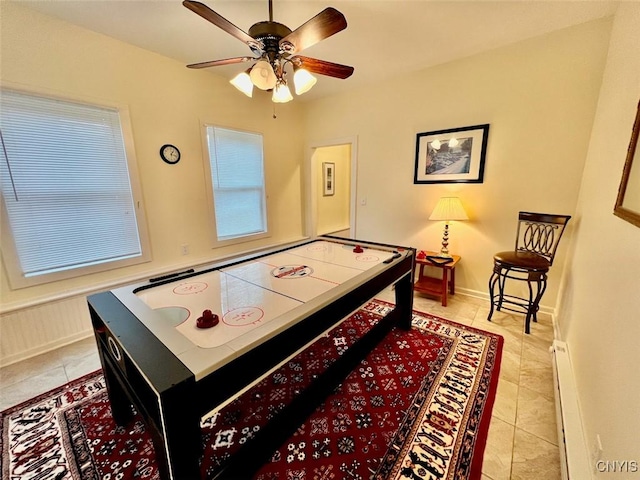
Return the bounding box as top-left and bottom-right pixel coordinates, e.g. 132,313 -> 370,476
488,212 -> 571,334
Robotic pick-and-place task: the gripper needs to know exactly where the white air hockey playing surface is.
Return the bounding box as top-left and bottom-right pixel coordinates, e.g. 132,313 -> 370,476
112,240 -> 401,380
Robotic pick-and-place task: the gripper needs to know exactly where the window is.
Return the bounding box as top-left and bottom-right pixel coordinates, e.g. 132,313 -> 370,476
204,125 -> 268,243
0,89 -> 149,288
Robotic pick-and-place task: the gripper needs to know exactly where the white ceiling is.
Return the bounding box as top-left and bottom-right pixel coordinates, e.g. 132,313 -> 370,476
13,0 -> 619,101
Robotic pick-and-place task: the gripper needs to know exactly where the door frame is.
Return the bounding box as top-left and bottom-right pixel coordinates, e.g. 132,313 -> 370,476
304,136 -> 358,239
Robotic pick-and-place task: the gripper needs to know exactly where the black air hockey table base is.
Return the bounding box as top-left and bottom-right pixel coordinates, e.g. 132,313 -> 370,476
88,236 -> 416,479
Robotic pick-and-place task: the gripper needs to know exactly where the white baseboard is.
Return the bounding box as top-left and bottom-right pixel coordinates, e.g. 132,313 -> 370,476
551,340 -> 592,480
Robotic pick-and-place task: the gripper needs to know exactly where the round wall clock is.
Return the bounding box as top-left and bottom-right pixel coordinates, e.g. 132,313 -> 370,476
160,144 -> 181,164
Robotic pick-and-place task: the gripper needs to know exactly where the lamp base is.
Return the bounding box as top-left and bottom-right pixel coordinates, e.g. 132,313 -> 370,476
440,223 -> 451,257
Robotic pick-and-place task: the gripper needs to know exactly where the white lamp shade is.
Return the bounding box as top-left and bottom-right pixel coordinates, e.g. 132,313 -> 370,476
250,60 -> 277,90
293,68 -> 317,95
229,71 -> 253,97
272,82 -> 293,103
429,197 -> 468,221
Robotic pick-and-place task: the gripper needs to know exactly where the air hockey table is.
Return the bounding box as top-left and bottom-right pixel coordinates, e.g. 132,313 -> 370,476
88,236 -> 415,479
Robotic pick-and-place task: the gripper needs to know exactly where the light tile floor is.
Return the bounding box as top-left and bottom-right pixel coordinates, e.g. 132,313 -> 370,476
0,291 -> 561,479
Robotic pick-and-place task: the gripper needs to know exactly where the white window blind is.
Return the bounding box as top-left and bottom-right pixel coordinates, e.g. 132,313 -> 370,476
0,90 -> 145,282
206,126 -> 267,241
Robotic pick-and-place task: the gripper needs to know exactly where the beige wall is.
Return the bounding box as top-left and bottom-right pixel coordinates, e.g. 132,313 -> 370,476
3,3 -> 639,462
313,145 -> 351,235
0,3 -> 306,308
557,3 -> 640,467
304,18 -> 612,307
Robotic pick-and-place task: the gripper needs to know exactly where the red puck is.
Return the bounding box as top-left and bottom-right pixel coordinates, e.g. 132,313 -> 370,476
196,309 -> 219,329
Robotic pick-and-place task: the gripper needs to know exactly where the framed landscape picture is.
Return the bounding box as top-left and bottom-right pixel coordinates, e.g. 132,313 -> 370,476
414,124 -> 489,184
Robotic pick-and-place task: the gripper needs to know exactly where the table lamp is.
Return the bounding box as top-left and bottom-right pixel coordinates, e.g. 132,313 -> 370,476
429,197 -> 468,257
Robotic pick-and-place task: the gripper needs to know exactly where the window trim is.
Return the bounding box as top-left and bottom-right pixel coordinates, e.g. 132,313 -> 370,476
0,89 -> 151,289
200,122 -> 270,248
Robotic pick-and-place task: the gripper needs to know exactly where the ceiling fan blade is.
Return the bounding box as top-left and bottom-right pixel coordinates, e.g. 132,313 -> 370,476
279,8 -> 347,55
187,57 -> 254,69
183,1 -> 262,52
291,56 -> 354,79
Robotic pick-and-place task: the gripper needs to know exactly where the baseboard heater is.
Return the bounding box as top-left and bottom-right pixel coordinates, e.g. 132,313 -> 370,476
551,340 -> 592,480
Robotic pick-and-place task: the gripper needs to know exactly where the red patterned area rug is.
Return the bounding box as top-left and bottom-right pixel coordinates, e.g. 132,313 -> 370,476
1,299 -> 502,480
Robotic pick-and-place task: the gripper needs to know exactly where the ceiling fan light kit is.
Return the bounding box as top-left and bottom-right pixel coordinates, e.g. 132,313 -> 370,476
249,59 -> 278,90
229,69 -> 254,97
293,67 -> 317,95
183,0 -> 354,103
272,82 -> 294,103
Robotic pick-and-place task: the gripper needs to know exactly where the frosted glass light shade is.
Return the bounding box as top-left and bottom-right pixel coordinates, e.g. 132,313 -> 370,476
250,60 -> 277,90
272,82 -> 293,103
429,197 -> 468,221
293,68 -> 317,95
229,71 -> 253,97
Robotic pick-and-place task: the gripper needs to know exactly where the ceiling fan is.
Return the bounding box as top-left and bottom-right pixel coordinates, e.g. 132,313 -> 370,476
183,0 -> 354,102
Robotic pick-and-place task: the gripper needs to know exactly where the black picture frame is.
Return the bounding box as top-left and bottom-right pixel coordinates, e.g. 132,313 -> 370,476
414,124 -> 489,184
323,162 -> 335,196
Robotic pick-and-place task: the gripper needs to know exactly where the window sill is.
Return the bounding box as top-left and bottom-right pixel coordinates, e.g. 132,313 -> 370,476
1,235 -> 310,315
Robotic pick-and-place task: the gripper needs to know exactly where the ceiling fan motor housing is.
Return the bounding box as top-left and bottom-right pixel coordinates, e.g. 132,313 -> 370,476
249,21 -> 292,57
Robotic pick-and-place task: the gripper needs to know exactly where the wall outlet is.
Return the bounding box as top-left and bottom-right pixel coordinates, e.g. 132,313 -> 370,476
360,197 -> 367,206
180,244 -> 189,256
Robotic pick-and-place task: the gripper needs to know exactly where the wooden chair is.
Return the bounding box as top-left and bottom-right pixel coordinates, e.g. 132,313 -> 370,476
488,212 -> 571,334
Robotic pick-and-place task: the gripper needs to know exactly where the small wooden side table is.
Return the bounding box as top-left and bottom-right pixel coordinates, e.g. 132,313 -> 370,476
413,251 -> 461,307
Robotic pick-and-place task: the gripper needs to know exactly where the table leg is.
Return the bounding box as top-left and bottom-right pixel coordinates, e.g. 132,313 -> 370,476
159,385 -> 202,480
96,334 -> 201,480
100,351 -> 135,426
441,269 -> 448,307
395,271 -> 414,330
449,266 -> 456,295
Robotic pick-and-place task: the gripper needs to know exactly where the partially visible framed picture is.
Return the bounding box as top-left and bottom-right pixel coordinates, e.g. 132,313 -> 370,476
614,100 -> 640,228
414,124 -> 489,184
323,162 -> 335,196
